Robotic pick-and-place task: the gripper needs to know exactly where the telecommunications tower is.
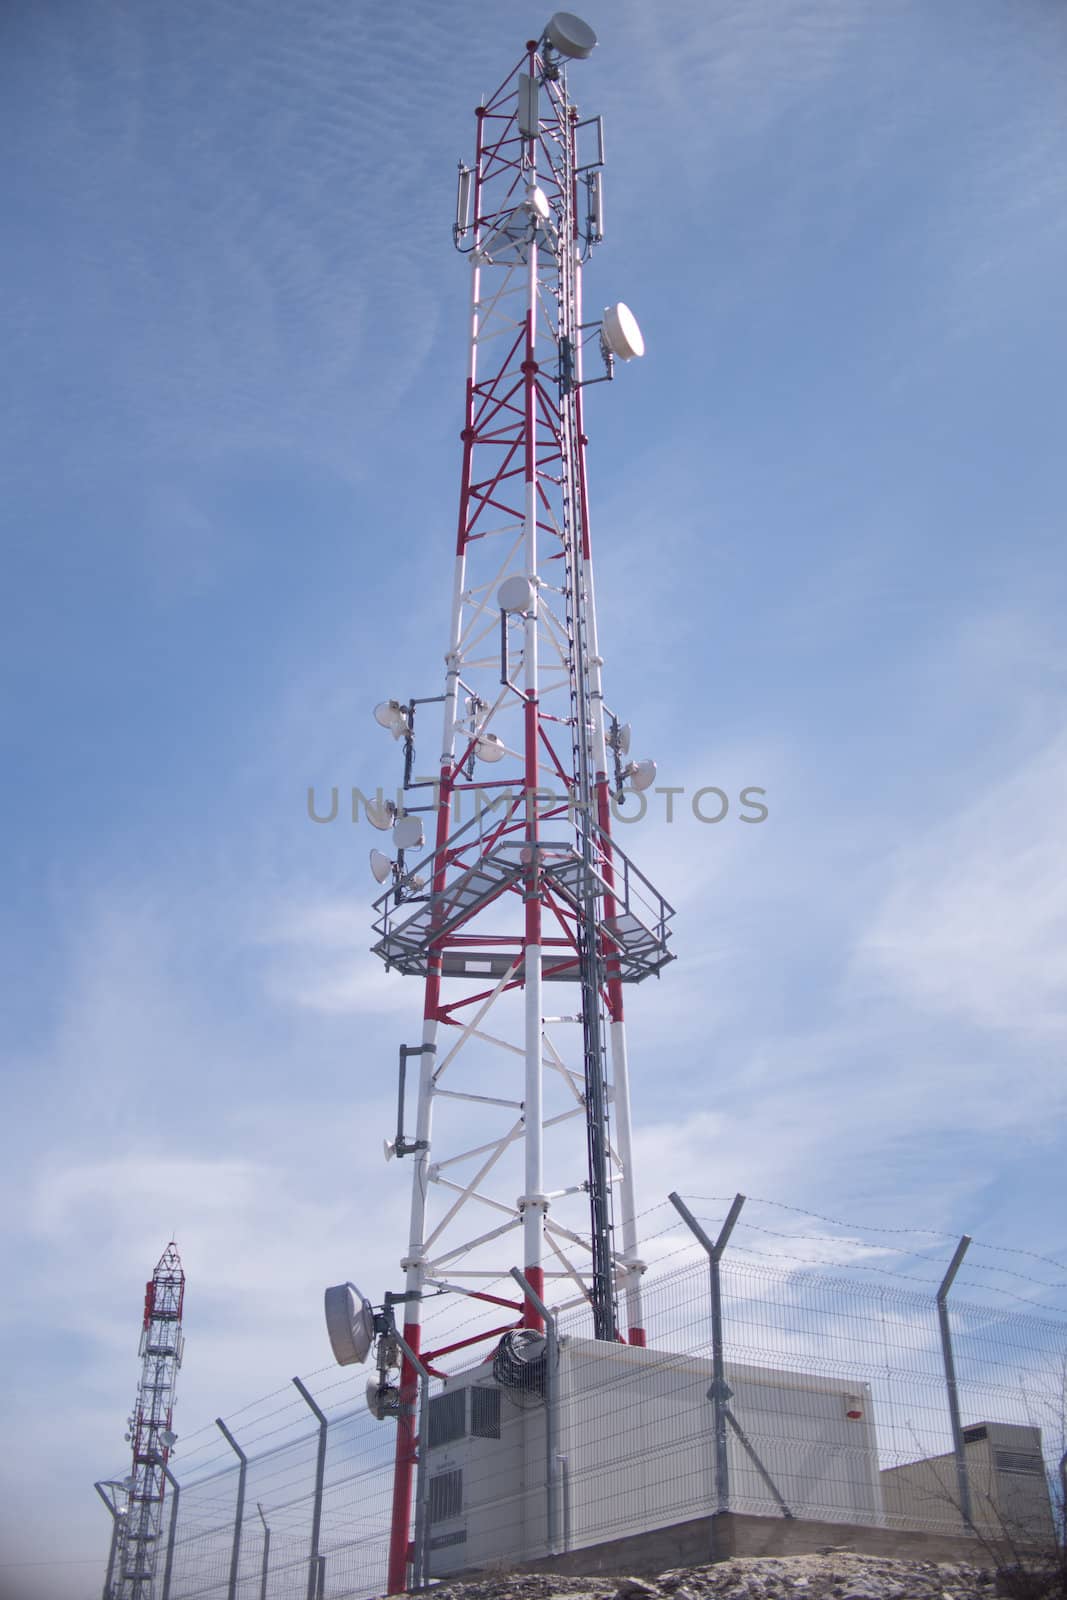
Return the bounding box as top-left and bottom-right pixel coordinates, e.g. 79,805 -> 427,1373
325,14 -> 674,1592
107,1243 -> 185,1600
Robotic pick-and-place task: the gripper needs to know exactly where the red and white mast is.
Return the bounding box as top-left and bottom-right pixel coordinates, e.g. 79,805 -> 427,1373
337,16 -> 673,1590
112,1243 -> 185,1599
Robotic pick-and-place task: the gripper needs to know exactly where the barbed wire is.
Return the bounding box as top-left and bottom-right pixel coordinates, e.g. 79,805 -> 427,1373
680,1220 -> 1067,1315
685,1194 -> 1067,1278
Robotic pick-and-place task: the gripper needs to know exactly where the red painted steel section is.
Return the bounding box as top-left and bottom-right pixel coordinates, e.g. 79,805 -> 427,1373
426,1322 -> 518,1362
386,1319 -> 422,1595
522,1264 -> 545,1331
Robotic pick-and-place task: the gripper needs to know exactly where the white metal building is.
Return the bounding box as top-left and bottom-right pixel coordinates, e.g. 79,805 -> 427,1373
424,1336 -> 884,1575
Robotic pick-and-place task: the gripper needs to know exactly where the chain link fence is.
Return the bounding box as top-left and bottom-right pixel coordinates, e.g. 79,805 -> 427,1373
97,1200 -> 1067,1599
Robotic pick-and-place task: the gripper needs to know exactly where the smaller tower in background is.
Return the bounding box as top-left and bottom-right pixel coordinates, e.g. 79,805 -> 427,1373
115,1242 -> 185,1599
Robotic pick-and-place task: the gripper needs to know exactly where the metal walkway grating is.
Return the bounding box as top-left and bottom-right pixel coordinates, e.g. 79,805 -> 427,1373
372,835 -> 674,984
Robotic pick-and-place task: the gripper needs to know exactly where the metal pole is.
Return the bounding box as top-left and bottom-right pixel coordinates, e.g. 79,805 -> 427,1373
412,1368 -> 431,1588
559,1454 -> 571,1553
256,1504 -> 271,1600
936,1235 -> 973,1530
512,1266 -> 560,1556
387,1318 -> 433,1591
1058,1449 -> 1066,1547
160,1464 -> 181,1600
217,1417 -> 248,1600
293,1378 -> 329,1600
670,1192 -> 745,1514
94,1482 -> 122,1600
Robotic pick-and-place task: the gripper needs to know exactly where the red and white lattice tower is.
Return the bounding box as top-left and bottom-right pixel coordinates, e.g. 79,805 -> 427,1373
115,1243 -> 185,1599
358,15 -> 673,1591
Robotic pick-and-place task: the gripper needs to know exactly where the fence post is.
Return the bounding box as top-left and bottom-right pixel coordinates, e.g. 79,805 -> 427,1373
216,1417 -> 248,1600
293,1377 -> 329,1600
511,1267 -> 561,1556
669,1192 -> 746,1515
936,1235 -> 973,1530
160,1463 -> 181,1600
256,1503 -> 271,1600
94,1481 -> 125,1600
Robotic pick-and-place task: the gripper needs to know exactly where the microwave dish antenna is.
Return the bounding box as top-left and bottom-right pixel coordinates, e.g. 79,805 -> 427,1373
544,11 -> 598,58
601,302 -> 645,362
374,701 -> 410,739
393,815 -> 425,851
365,798 -> 397,831
475,731 -> 507,763
499,574 -> 536,613
324,1282 -> 375,1367
370,849 -> 394,884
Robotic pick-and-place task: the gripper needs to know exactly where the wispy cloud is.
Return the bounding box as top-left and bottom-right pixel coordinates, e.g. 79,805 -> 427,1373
854,730 -> 1067,1040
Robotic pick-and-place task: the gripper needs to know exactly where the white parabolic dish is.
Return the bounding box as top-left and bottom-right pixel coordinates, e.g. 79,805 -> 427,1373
545,12 -> 598,59
498,574 -> 535,613
601,302 -> 645,362
476,732 -> 507,763
393,814 -> 424,851
364,797 -> 396,831
370,848 -> 393,884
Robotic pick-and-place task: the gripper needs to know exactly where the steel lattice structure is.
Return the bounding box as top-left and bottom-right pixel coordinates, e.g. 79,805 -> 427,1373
359,17 -> 674,1591
110,1243 -> 185,1600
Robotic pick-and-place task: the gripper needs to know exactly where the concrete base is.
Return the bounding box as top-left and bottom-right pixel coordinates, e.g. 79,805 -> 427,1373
514,1512 -> 986,1579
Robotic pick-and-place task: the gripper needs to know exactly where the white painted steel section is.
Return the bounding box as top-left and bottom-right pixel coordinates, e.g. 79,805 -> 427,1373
402,1018 -> 439,1321
608,1017 -> 643,1332
402,224 -> 481,1326
573,242 -> 644,1338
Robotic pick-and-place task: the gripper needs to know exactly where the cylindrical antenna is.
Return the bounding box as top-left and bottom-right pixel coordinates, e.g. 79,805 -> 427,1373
454,163 -> 472,240
586,169 -> 604,243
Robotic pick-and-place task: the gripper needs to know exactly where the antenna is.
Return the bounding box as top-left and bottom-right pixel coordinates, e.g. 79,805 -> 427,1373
374,701 -> 410,739
392,815 -> 424,851
323,1282 -> 376,1366
586,168 -> 605,243
364,796 -> 397,831
544,11 -> 598,58
620,757 -> 657,794
370,849 -> 393,884
601,301 -> 646,362
498,574 -> 536,612
475,731 -> 507,762
454,163 -> 472,244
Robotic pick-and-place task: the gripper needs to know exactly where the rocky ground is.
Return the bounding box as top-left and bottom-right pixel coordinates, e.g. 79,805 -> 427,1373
423,1551 -> 1049,1600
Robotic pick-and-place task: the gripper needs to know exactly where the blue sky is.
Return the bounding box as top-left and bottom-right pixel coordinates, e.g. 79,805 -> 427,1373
2,0 -> 1066,1594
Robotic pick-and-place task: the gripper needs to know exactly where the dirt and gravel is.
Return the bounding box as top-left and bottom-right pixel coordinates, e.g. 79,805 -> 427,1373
422,1552 -> 1013,1600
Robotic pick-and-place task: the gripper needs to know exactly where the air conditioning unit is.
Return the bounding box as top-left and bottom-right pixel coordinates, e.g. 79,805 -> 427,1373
881,1421 -> 1056,1542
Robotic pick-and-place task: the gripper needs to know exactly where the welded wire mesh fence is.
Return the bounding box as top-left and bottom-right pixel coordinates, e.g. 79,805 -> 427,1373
98,1202 -> 1067,1599
428,1257 -> 1065,1580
